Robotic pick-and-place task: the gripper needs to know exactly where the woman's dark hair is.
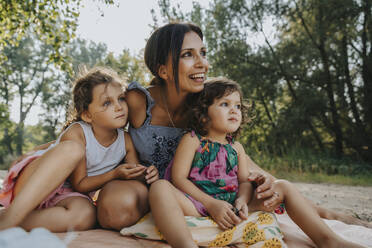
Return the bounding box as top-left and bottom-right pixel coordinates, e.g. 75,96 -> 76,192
63,66 -> 126,130
186,77 -> 252,139
144,22 -> 203,92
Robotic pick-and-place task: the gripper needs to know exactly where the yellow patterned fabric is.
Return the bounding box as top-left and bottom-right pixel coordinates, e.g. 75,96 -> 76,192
120,211 -> 287,247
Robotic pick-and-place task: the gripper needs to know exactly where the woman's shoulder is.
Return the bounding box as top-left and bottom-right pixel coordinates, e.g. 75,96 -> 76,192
126,82 -> 159,109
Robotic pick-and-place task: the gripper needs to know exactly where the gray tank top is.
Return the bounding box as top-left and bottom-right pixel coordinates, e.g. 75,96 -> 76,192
128,82 -> 184,178
38,121 -> 126,177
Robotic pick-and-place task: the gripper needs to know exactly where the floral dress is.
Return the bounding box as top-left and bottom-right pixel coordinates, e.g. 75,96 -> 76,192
186,132 -> 239,216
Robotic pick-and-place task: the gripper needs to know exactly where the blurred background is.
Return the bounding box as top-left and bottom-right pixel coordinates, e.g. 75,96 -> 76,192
0,0 -> 371,185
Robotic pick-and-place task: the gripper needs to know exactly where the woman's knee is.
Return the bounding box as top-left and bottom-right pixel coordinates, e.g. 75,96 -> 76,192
274,179 -> 292,192
97,181 -> 149,230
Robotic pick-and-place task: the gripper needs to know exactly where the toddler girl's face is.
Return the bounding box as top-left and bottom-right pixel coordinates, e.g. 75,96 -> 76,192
86,82 -> 128,129
207,91 -> 242,135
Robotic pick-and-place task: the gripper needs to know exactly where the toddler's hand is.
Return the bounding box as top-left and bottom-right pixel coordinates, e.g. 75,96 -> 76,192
115,163 -> 146,180
234,198 -> 248,220
206,199 -> 241,230
145,165 -> 159,184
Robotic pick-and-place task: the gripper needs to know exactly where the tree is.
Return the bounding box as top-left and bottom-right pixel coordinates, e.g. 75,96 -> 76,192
0,0 -> 116,70
101,49 -> 151,85
39,38 -> 109,140
154,0 -> 372,162
1,34 -> 59,155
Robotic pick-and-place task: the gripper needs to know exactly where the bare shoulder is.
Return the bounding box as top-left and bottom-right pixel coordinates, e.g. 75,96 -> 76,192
126,89 -> 147,128
232,141 -> 245,155
179,132 -> 200,147
126,88 -> 146,108
60,123 -> 86,145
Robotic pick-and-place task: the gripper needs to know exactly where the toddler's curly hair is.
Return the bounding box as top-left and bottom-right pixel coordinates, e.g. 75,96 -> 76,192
186,77 -> 252,139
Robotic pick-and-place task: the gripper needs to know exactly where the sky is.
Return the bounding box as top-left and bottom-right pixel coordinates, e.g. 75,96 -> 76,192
11,0 -> 212,125
77,0 -> 211,55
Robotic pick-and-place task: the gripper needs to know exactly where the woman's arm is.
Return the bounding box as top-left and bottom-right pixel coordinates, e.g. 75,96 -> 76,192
126,89 -> 147,129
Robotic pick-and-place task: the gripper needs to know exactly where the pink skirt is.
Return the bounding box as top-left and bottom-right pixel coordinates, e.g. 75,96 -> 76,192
0,154 -> 90,209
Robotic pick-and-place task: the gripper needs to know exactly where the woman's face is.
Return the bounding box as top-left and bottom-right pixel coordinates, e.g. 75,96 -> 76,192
165,31 -> 209,94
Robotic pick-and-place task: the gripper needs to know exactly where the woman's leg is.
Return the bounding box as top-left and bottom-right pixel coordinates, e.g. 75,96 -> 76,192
149,179 -> 201,248
274,180 -> 364,248
96,180 -> 149,230
0,141 -> 85,229
20,196 -> 96,232
246,154 -> 370,227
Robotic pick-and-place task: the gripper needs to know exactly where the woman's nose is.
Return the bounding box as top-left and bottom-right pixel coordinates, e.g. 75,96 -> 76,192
195,55 -> 209,69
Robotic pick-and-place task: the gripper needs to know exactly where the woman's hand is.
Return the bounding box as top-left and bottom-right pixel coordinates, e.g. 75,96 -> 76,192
234,197 -> 249,220
145,165 -> 159,184
248,171 -> 283,210
114,163 -> 146,180
206,199 -> 241,230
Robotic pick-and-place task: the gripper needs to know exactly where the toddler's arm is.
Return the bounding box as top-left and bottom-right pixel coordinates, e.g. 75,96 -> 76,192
234,142 -> 254,219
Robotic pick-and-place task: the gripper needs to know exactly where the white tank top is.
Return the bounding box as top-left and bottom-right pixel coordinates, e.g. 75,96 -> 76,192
37,121 -> 126,177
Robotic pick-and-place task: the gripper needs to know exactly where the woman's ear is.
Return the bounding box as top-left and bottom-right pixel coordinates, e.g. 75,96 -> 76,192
158,64 -> 169,81
81,111 -> 92,123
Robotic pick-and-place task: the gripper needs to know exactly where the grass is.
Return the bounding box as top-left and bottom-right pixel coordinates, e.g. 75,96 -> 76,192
268,170 -> 372,186
247,148 -> 372,186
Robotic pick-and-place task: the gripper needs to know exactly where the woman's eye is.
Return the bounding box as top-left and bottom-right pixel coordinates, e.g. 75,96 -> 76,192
201,50 -> 207,57
236,104 -> 241,110
119,96 -> 126,102
103,101 -> 111,107
220,102 -> 228,107
181,51 -> 192,57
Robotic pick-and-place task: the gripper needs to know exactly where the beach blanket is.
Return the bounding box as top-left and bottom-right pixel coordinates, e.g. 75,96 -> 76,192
120,211 -> 286,247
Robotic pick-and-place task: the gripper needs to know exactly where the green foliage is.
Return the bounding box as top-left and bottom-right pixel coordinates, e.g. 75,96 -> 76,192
99,49 -> 151,85
155,0 -> 372,164
0,0 -> 116,71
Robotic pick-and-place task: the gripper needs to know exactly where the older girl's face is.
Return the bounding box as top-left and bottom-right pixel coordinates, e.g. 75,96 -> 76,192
164,31 -> 209,94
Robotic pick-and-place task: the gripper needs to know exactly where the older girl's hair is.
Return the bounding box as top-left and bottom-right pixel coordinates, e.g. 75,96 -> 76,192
63,66 -> 127,130
144,22 -> 203,92
186,77 -> 252,139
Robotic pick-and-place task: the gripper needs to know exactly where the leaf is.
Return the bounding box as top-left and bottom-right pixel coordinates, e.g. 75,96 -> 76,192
134,232 -> 148,238
186,221 -> 197,227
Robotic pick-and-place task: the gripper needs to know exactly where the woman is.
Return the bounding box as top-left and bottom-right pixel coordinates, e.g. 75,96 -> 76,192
95,22 -> 369,234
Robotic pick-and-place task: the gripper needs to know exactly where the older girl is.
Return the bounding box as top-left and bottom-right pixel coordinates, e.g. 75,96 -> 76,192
0,67 -> 157,231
